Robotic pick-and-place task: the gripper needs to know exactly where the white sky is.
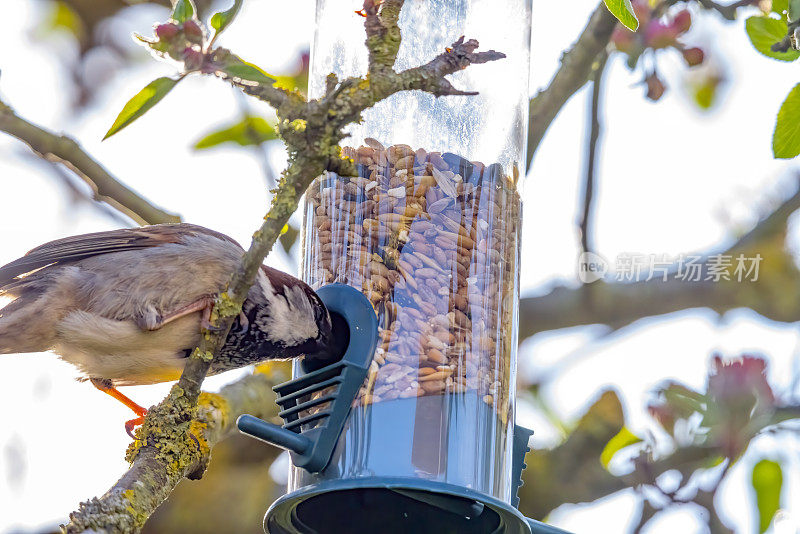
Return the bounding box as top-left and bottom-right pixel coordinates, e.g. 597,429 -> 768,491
1,0 -> 799,532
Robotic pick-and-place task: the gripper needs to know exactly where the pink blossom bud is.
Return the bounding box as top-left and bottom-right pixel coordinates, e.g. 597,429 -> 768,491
682,47 -> 705,67
155,23 -> 179,42
645,21 -> 678,49
672,10 -> 692,34
182,20 -> 204,44
645,72 -> 666,101
182,46 -> 204,70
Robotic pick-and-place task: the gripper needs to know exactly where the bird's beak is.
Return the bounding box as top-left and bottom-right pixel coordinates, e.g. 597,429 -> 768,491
304,314 -> 345,369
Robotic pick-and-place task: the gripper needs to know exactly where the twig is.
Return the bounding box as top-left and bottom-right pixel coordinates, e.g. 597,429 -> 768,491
526,2 -> 618,169
0,98 -> 181,226
63,1 -> 504,531
212,58 -> 300,111
578,51 -> 609,257
772,18 -> 800,53
695,0 -> 758,21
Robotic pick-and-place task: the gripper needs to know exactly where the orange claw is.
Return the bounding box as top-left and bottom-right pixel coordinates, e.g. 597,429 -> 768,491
125,416 -> 146,439
90,378 -> 148,438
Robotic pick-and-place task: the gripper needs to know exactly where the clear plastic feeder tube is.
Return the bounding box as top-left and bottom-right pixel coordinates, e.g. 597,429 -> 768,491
296,0 -> 530,503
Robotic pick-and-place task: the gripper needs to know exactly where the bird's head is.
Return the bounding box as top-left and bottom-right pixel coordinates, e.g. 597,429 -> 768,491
252,267 -> 339,368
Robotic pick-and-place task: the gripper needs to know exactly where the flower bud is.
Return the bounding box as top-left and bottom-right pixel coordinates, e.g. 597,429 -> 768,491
682,47 -> 705,67
645,72 -> 666,101
645,21 -> 678,49
155,23 -> 180,42
183,46 -> 204,71
672,10 -> 692,34
182,20 -> 204,44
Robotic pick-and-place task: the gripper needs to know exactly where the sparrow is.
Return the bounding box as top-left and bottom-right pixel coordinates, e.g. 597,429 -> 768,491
0,223 -> 334,435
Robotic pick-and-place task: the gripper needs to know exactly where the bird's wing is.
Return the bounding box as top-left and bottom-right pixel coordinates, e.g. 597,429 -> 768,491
0,223 -> 239,288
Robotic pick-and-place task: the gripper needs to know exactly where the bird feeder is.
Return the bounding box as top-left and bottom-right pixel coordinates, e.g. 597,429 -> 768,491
237,1 -> 564,532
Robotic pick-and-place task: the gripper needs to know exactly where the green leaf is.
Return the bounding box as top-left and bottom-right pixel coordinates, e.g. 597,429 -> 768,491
773,83 -> 800,158
210,0 -> 243,39
104,77 -> 180,140
773,0 -> 789,15
790,0 -> 800,20
193,116 -> 278,149
219,55 -> 276,85
600,426 -> 642,469
604,0 -> 639,31
745,16 -> 800,61
751,459 -> 783,533
171,0 -> 196,23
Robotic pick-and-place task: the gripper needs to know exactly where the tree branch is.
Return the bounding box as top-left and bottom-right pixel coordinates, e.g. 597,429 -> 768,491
212,58 -> 300,111
695,0 -> 758,21
64,373 -> 279,533
398,37 -> 506,96
364,0 -> 403,73
520,184 -> 800,340
0,98 -> 181,226
63,1 -> 504,531
526,2 -> 618,169
578,51 -> 608,256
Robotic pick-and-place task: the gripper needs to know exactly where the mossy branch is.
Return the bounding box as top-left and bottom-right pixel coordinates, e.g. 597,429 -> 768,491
63,373 -> 279,533
63,1 -> 504,531
0,98 -> 181,226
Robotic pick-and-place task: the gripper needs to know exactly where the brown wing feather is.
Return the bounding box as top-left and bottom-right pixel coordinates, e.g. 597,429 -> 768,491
0,223 -> 238,289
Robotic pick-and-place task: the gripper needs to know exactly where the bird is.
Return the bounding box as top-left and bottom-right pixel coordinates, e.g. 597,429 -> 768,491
0,223 -> 334,436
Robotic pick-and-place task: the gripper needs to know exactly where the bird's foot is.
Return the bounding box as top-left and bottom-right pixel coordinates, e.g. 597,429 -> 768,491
90,378 -> 149,439
200,317 -> 223,332
125,415 -> 146,439
138,296 -> 217,331
199,296 -> 223,331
